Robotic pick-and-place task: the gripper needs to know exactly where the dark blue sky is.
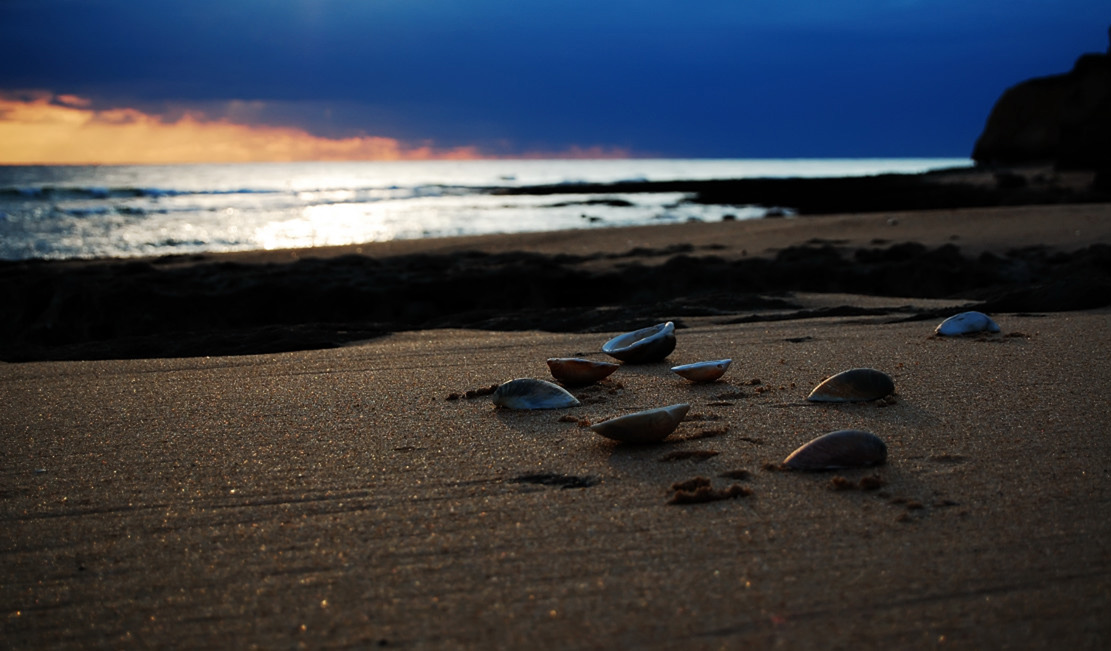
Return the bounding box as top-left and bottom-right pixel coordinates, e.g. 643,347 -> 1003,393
1,0 -> 1107,158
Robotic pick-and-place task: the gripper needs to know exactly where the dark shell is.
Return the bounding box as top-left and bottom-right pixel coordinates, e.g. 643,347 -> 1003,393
589,403 -> 690,443
782,429 -> 888,470
491,378 -> 580,410
807,367 -> 894,403
601,322 -> 676,364
546,358 -> 619,386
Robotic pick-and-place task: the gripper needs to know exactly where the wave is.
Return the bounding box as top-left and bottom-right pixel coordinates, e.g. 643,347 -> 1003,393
0,185 -> 286,201
0,182 -> 481,205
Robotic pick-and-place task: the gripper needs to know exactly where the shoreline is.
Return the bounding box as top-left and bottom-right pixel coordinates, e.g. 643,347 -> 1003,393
493,165 -> 1106,215
3,202 -> 1110,362
1,162 -> 1106,267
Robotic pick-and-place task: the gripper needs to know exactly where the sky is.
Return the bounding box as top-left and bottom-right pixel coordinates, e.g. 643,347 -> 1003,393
0,0 -> 1107,164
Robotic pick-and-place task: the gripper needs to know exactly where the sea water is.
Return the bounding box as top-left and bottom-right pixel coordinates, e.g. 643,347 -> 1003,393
0,159 -> 970,261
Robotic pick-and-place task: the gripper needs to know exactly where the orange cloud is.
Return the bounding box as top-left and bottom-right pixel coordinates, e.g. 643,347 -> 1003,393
0,93 -> 634,164
0,93 -> 482,163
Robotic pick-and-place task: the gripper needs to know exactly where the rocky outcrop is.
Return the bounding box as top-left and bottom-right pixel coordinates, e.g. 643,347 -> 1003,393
972,28 -> 1111,169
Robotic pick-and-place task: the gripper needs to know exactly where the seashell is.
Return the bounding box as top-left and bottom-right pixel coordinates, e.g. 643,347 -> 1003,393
671,359 -> 732,383
782,429 -> 888,470
546,357 -> 619,386
935,311 -> 1001,336
589,403 -> 690,443
807,367 -> 894,403
601,321 -> 676,363
492,378 -> 580,410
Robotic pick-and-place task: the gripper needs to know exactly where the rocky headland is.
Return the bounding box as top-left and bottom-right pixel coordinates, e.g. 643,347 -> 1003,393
973,27 -> 1111,171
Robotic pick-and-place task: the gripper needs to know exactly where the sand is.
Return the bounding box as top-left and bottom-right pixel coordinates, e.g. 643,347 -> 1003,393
2,203 -> 1111,648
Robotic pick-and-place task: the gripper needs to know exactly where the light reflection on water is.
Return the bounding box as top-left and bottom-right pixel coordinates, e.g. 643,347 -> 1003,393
0,158 -> 971,260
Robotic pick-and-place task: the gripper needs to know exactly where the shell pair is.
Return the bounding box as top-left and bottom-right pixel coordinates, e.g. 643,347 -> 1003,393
544,321 -> 683,388
493,380 -> 689,444
604,322 -> 731,382
798,370 -> 891,469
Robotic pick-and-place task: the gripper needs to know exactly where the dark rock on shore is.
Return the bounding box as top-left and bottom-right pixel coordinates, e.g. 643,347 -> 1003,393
496,170 -> 1109,215
973,28 -> 1111,169
3,242 -> 1109,362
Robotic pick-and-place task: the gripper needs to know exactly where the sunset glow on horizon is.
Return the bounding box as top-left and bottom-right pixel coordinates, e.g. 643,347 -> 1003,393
3,2 -> 1106,159
0,94 -> 633,165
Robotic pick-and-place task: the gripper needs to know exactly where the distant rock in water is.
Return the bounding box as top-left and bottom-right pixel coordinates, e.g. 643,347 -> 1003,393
972,27 -> 1111,170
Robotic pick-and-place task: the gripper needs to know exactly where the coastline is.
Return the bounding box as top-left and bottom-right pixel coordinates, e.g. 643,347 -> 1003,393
494,164 -> 1106,215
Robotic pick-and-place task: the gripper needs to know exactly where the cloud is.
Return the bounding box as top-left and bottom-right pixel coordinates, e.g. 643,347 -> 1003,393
0,93 -> 496,164
0,93 -> 635,164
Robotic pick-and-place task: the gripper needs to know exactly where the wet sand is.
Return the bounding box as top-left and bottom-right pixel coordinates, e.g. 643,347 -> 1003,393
3,202 -> 1110,362
2,201 -> 1111,648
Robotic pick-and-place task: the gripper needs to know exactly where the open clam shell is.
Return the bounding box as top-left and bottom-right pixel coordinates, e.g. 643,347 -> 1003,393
807,367 -> 894,403
492,378 -> 581,410
546,358 -> 619,386
671,359 -> 731,383
935,311 -> 1001,336
601,321 -> 676,364
782,429 -> 887,470
589,403 -> 690,443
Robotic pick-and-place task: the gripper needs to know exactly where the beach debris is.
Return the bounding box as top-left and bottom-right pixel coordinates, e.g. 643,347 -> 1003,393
719,469 -> 753,480
806,367 -> 894,403
601,321 -> 676,363
671,358 -> 731,383
782,429 -> 888,471
658,449 -> 719,462
557,414 -> 592,428
546,357 -> 620,386
828,473 -> 887,491
667,476 -> 751,504
510,473 -> 599,489
492,378 -> 581,410
589,403 -> 690,443
934,311 -> 1001,336
446,383 -> 500,400
674,426 -> 729,441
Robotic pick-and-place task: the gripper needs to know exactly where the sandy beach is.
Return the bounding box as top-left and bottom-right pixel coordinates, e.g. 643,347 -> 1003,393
3,200 -> 1111,648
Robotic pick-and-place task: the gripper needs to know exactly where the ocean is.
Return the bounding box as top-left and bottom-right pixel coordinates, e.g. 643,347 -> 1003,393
0,159 -> 971,261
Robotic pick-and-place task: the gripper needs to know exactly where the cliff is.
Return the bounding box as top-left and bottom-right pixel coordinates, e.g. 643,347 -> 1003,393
972,29 -> 1111,170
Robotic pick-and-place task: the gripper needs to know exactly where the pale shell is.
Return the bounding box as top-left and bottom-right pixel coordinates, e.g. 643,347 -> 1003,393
782,429 -> 888,470
589,403 -> 691,443
601,322 -> 676,364
807,367 -> 894,403
492,378 -> 581,410
671,359 -> 732,383
546,358 -> 619,386
935,311 -> 1001,336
